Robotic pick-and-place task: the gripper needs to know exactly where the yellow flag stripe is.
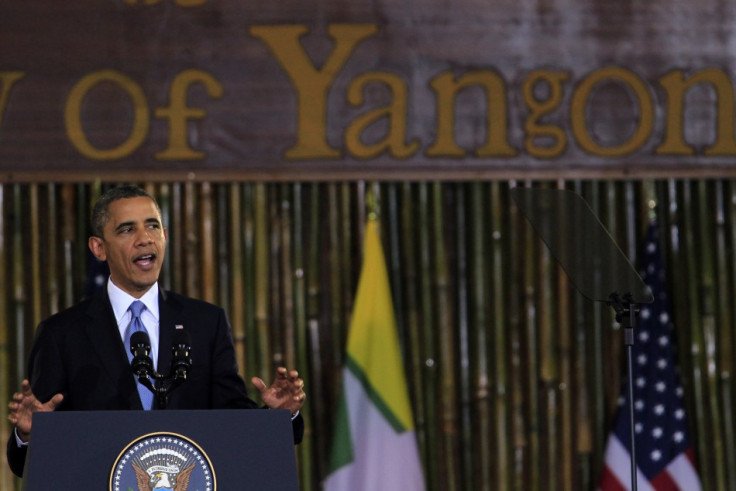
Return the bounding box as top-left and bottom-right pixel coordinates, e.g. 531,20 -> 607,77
346,219 -> 414,431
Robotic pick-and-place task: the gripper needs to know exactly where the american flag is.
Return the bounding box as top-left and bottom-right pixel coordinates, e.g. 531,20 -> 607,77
598,222 -> 701,490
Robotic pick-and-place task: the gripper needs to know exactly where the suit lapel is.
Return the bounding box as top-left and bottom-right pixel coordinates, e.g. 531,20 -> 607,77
84,287 -> 142,409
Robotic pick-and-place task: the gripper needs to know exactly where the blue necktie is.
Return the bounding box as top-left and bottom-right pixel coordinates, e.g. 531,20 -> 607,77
125,300 -> 154,410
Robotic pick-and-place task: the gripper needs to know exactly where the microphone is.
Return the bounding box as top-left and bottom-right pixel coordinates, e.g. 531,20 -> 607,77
170,329 -> 192,381
130,330 -> 154,379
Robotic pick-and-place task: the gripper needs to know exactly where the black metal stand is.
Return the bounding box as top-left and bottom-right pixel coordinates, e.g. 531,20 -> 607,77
131,338 -> 191,410
608,292 -> 639,491
135,370 -> 188,409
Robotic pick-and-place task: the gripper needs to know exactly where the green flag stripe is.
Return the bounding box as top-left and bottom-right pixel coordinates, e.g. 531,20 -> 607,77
326,386 -> 354,474
346,355 -> 411,434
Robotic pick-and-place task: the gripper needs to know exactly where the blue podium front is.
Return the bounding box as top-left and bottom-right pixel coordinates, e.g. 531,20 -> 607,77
22,409 -> 298,490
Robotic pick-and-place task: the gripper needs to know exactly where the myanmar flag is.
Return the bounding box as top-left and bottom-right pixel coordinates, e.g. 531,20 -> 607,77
324,218 -> 426,491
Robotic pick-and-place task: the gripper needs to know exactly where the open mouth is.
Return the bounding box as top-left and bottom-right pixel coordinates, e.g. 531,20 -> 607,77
134,253 -> 156,267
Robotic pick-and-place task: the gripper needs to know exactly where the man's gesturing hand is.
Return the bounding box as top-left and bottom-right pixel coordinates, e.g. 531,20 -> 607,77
7,379 -> 64,443
251,367 -> 306,416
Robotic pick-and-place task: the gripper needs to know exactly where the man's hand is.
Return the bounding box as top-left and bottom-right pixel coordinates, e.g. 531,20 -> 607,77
251,367 -> 306,416
7,379 -> 64,443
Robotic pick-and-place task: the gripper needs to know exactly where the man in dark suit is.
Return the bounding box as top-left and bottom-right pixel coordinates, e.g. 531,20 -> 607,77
6,185 -> 306,477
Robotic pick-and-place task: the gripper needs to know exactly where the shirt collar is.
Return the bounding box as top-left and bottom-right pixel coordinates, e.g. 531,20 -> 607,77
107,278 -> 160,324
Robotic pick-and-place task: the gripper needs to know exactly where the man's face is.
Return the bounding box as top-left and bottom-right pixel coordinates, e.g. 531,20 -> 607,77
88,196 -> 167,298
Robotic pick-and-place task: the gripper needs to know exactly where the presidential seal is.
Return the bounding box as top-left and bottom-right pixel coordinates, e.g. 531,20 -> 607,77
109,432 -> 216,491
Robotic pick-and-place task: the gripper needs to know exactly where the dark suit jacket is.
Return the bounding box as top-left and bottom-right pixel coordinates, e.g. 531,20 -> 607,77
7,285 -> 304,477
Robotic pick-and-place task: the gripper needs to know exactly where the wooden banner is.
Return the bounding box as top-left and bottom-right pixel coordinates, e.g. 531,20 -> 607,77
1,0 -> 736,181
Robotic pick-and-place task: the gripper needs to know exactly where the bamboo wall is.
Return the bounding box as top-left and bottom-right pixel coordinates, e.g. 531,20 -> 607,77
0,179 -> 734,490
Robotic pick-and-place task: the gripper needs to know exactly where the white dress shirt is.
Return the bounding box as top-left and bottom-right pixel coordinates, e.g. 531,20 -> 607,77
108,278 -> 160,371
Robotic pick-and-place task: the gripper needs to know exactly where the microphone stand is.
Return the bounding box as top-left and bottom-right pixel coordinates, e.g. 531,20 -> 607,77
131,343 -> 191,410
607,292 -> 639,491
134,369 -> 188,410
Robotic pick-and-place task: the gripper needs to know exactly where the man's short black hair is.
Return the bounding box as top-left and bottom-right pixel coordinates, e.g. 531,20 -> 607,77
90,185 -> 161,238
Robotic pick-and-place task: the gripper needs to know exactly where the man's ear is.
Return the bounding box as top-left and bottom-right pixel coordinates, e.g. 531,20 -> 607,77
88,236 -> 106,261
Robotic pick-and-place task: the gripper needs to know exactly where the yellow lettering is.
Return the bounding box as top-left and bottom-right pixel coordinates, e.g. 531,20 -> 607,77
344,72 -> 419,159
155,69 -> 223,160
427,70 -> 517,158
65,70 -> 150,160
571,67 -> 654,157
522,70 -> 569,159
657,69 -> 736,156
0,72 -> 25,128
250,23 -> 378,159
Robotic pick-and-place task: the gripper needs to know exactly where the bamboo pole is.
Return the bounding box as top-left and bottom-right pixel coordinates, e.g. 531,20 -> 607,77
714,180 -> 736,489
169,183 -> 183,295
416,182 -> 440,490
556,201 -> 572,491
327,183 -> 344,373
12,185 -> 26,385
520,181 -> 541,491
453,183 -> 474,490
183,182 -> 198,298
696,181 -> 726,490
306,183 -> 325,482
341,182 -> 355,324
724,180 -> 736,489
73,183 -> 89,303
681,180 -> 710,488
587,181 -> 606,485
507,181 -> 526,491
339,182 -> 356,403
386,183 -> 405,353
199,183 -> 215,304
469,182 -> 492,490
242,183 -> 258,380
229,184 -> 246,376
538,182 -> 558,491
400,182 -> 428,476
279,183 -> 296,368
46,184 -> 59,315
432,181 -> 459,489
61,184 -> 75,310
253,183 -> 270,380
290,183 -> 314,490
574,182 -> 596,489
0,183 -> 12,491
601,181 -> 622,411
267,186 -> 283,366
157,184 -> 172,292
215,185 -> 229,312
489,182 -> 510,490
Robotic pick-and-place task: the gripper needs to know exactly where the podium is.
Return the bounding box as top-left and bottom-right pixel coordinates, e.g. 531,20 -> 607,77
21,409 -> 299,490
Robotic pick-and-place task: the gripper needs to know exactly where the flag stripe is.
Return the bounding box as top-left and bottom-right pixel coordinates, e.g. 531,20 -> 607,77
601,436 -> 655,491
650,471 -> 677,489
326,388 -> 354,472
346,354 -> 410,433
664,452 -> 701,490
599,466 -> 627,491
